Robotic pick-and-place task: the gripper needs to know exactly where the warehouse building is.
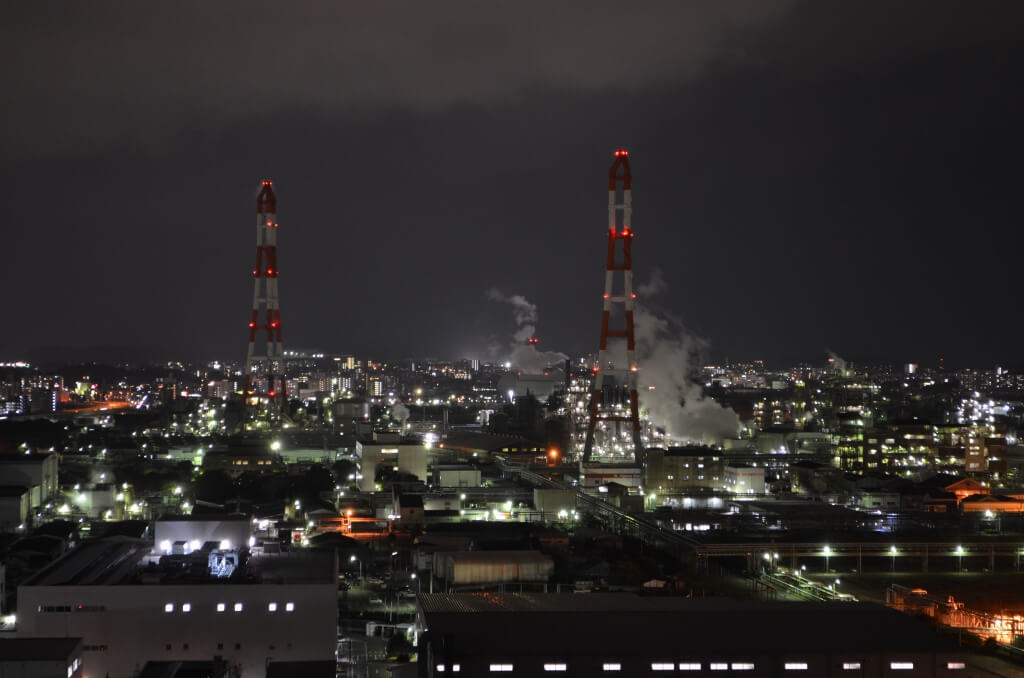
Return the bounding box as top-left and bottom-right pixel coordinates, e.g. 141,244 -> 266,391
16,523 -> 337,678
415,593 -> 968,677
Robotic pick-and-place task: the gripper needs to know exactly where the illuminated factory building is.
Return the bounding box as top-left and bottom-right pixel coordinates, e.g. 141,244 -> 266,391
16,517 -> 337,678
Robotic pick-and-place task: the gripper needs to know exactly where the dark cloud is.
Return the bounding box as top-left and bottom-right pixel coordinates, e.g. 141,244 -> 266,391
1,1 -> 1023,368
1,1 -> 799,151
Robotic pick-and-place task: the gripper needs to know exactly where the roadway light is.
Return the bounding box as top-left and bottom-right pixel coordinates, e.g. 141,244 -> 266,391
889,546 -> 897,573
823,545 -> 832,573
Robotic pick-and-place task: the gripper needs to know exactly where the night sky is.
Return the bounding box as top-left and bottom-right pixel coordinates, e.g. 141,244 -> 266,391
2,2 -> 1022,368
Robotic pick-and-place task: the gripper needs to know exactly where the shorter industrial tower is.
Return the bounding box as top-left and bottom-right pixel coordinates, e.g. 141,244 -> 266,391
583,150 -> 643,464
242,181 -> 286,423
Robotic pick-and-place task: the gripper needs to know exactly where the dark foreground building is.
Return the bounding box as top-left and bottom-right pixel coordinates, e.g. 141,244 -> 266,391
415,594 -> 968,677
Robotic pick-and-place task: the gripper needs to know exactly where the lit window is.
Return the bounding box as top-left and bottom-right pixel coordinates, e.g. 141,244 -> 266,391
181,603 -> 191,613
710,664 -> 729,671
436,667 -> 445,673
890,663 -> 914,670
947,662 -> 966,670
785,663 -> 808,670
602,664 -> 621,672
679,663 -> 702,671
164,603 -> 174,613
285,602 -> 295,612
268,602 -> 277,612
732,664 -> 755,671
842,664 -> 861,670
489,664 -> 513,672
652,663 -> 674,671
544,664 -> 567,672
233,602 -> 243,612
216,603 -> 226,612
452,666 -> 460,673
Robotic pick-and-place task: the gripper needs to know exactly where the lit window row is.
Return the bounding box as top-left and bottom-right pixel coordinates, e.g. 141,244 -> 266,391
435,666 -> 460,672
164,602 -> 295,613
657,663 -> 755,672
466,659 -> 966,673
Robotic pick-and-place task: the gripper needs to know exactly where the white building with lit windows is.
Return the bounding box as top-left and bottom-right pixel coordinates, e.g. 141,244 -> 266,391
416,594 -> 971,677
16,527 -> 336,678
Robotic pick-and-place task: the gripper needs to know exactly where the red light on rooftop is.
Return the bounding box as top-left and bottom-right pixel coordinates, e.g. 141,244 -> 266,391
614,149 -> 628,157
248,322 -> 255,328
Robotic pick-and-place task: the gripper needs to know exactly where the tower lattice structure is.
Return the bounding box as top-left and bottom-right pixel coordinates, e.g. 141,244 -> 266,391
243,180 -> 286,421
583,150 -> 643,464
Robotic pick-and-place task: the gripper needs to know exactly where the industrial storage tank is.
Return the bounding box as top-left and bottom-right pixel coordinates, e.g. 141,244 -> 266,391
434,550 -> 554,586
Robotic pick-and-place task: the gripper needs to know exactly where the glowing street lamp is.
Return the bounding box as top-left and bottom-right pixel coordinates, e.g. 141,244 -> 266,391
956,545 -> 965,573
889,545 -> 897,573
350,554 -> 362,581
823,545 -> 832,573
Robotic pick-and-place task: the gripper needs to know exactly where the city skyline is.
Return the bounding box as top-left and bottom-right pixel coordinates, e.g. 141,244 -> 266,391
2,2 -> 1022,367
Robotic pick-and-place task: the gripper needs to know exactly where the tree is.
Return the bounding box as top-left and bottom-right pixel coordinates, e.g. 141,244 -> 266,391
193,469 -> 236,504
292,465 -> 334,503
386,632 -> 414,661
332,459 -> 355,484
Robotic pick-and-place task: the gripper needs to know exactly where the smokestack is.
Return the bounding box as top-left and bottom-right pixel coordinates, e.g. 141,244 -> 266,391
243,180 -> 286,423
583,150 -> 643,465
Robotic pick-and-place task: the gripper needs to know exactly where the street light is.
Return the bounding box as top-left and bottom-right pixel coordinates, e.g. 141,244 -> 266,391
889,546 -> 897,573
350,554 -> 362,581
956,545 -> 965,573
823,545 -> 832,573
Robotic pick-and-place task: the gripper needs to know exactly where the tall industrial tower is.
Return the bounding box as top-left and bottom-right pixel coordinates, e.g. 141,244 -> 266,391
582,150 -> 643,464
242,180 -> 286,422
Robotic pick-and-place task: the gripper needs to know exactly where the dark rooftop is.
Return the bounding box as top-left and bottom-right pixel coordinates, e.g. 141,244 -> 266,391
418,593 -> 957,656
0,637 -> 81,660
0,485 -> 28,497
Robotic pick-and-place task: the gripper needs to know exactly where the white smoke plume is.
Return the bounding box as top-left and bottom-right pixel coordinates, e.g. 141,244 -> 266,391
636,267 -> 667,297
826,349 -> 847,372
486,288 -> 568,373
390,402 -> 410,429
628,272 -> 740,444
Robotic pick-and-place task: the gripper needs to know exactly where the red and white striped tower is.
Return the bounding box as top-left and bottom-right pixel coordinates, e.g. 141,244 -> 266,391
243,180 -> 286,420
583,150 -> 643,464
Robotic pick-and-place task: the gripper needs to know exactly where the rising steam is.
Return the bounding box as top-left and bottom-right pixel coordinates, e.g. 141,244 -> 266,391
630,270 -> 740,444
390,402 -> 410,429
486,288 -> 568,373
